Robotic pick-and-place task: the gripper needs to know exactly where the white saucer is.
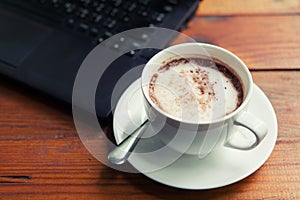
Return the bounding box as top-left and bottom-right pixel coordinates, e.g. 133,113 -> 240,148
113,78 -> 278,189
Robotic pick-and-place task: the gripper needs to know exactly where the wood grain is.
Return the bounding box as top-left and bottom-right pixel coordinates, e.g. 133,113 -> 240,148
1,0 -> 300,199
179,15 -> 300,70
0,71 -> 299,199
198,0 -> 300,15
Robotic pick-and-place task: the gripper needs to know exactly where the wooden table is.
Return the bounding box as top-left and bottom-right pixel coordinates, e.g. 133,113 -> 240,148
1,0 -> 299,199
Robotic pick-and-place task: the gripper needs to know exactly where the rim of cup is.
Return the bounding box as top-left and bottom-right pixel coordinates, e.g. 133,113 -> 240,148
141,43 -> 253,125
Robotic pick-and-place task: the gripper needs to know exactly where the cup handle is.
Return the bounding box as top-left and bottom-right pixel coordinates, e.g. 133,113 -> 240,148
225,111 -> 268,150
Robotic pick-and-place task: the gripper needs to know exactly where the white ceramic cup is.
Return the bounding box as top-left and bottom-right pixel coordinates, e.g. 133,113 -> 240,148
141,43 -> 268,158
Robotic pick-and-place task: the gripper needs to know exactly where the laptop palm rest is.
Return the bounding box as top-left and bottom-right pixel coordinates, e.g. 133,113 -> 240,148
0,10 -> 52,67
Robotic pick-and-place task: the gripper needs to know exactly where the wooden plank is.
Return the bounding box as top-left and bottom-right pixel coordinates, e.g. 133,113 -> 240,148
179,15 -> 300,70
0,77 -> 76,139
197,0 -> 300,15
0,71 -> 299,199
0,0 -> 299,199
252,71 -> 300,140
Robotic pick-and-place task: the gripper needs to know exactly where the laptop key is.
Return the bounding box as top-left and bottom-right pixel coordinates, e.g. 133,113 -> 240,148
79,23 -> 89,32
107,20 -> 116,29
104,31 -> 113,38
66,18 -> 75,27
163,5 -> 173,12
110,8 -> 119,17
97,37 -> 105,44
90,27 -> 99,36
114,0 -> 123,7
153,13 -> 165,22
95,3 -> 105,12
93,14 -> 103,23
139,0 -> 151,6
127,3 -> 137,12
78,8 -> 89,19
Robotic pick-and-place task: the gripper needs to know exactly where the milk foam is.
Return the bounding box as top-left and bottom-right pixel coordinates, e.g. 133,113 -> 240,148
149,57 -> 242,123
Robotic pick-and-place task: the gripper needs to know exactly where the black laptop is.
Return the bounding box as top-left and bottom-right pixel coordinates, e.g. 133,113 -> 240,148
0,0 -> 200,121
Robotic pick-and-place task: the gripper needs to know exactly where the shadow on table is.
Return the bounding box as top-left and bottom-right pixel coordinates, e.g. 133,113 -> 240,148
125,171 -> 255,199
99,164 -> 259,199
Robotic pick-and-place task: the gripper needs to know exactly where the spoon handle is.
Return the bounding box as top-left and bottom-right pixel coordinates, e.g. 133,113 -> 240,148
108,119 -> 150,165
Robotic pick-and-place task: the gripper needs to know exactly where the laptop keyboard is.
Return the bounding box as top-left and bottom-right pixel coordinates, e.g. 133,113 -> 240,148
0,0 -> 199,119
3,0 -> 187,46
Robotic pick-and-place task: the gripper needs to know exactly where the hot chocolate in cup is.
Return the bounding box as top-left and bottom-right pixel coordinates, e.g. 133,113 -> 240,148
141,43 -> 268,157
148,56 -> 243,123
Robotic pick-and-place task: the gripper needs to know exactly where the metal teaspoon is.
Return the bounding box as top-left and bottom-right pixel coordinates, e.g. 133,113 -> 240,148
108,119 -> 150,165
